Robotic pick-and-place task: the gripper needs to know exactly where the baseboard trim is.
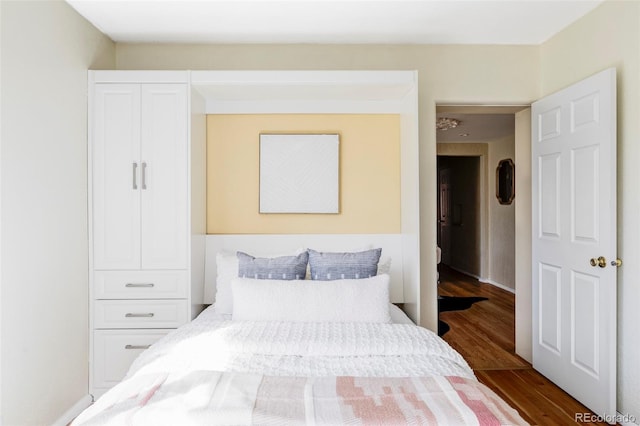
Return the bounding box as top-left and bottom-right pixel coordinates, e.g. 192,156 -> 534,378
445,266 -> 516,294
446,265 -> 482,281
480,278 -> 516,294
52,394 -> 93,426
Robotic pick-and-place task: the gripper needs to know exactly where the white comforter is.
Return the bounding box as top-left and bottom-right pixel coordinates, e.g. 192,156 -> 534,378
125,307 -> 474,380
73,309 -> 531,426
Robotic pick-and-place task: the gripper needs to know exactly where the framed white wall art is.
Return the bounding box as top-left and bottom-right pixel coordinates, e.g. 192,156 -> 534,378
259,133 -> 339,213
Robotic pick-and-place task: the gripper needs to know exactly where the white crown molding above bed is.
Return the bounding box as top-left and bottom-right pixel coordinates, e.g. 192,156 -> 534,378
190,70 -> 417,114
205,234 -> 408,304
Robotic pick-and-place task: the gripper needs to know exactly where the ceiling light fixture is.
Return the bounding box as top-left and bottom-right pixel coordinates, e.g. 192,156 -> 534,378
436,117 -> 461,131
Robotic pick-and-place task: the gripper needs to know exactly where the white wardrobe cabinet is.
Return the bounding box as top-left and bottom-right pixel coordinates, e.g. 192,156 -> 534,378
92,83 -> 188,270
89,72 -> 205,398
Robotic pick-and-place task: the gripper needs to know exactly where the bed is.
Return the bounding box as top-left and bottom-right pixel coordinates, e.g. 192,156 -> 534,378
73,247 -> 528,425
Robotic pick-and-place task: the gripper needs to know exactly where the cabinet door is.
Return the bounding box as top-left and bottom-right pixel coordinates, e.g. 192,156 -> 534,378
92,84 -> 141,270
140,84 -> 188,269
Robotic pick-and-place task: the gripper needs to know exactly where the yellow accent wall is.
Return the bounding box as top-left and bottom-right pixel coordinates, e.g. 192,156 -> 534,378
207,114 -> 401,234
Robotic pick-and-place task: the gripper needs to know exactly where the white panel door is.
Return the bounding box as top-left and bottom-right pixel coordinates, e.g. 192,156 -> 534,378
140,84 -> 188,269
93,84 -> 141,270
531,68 -> 616,419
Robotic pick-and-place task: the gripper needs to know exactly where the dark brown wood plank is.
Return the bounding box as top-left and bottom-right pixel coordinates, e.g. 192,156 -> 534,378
439,265 -> 528,370
438,265 -> 610,426
476,369 -> 609,426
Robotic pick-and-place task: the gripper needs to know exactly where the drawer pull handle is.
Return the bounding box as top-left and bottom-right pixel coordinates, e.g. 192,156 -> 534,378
125,344 -> 150,350
125,313 -> 155,318
125,283 -> 155,288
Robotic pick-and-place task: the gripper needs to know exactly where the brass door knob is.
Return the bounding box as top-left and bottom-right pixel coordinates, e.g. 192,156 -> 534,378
590,256 -> 607,268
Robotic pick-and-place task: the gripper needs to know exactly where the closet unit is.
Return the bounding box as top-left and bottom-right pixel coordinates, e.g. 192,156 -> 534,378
88,71 -> 205,397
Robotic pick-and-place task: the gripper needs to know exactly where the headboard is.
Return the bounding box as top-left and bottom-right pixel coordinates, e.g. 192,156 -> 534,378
204,234 -> 406,304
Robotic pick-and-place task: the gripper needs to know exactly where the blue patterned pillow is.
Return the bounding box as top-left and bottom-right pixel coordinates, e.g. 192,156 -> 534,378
308,248 -> 382,280
237,251 -> 308,280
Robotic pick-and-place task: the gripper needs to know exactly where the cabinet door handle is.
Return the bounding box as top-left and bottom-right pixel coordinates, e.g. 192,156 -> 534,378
125,344 -> 151,350
125,313 -> 154,318
125,283 -> 155,288
132,162 -> 138,190
141,162 -> 147,190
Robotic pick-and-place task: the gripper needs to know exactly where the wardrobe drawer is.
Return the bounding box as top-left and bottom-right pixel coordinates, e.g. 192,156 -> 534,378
94,270 -> 188,299
94,300 -> 188,329
92,329 -> 170,391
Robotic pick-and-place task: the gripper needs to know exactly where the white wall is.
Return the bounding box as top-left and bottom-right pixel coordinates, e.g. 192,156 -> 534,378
487,135 -> 516,290
514,108 -> 532,363
0,1 -> 114,424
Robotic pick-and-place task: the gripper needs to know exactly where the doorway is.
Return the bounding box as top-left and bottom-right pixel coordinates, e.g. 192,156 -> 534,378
435,109 -> 517,347
435,109 -> 516,287
437,155 -> 482,277
434,106 -> 535,363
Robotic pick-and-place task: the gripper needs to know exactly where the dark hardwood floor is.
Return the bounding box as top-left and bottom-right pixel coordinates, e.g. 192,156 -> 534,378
438,265 -> 609,426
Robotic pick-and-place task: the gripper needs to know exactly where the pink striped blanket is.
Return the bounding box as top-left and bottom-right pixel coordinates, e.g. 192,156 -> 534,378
74,370 -> 528,425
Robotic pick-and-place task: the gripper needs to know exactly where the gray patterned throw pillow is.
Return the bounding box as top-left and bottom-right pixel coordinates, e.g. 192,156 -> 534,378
237,251 -> 308,280
308,248 -> 382,280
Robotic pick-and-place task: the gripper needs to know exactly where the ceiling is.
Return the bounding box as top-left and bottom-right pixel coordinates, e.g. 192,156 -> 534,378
436,113 -> 515,143
66,0 -> 604,45
66,1 -> 599,141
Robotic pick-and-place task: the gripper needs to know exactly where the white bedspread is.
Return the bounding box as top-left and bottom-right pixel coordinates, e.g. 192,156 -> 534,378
126,307 -> 474,380
73,308 -> 530,425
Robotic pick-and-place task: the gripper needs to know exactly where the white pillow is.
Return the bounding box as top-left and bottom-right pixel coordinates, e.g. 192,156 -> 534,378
377,256 -> 392,275
231,274 -> 391,323
214,249 -> 304,314
214,252 -> 240,314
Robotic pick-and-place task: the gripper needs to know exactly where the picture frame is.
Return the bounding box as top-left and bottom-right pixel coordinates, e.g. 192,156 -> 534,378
259,133 -> 340,213
496,158 -> 515,205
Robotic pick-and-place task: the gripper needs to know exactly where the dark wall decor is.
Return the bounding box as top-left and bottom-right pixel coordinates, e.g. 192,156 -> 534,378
496,158 -> 515,205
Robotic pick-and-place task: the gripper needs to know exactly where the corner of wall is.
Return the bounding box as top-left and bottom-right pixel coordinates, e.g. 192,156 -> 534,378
514,108 -> 532,363
1,0 -> 116,423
